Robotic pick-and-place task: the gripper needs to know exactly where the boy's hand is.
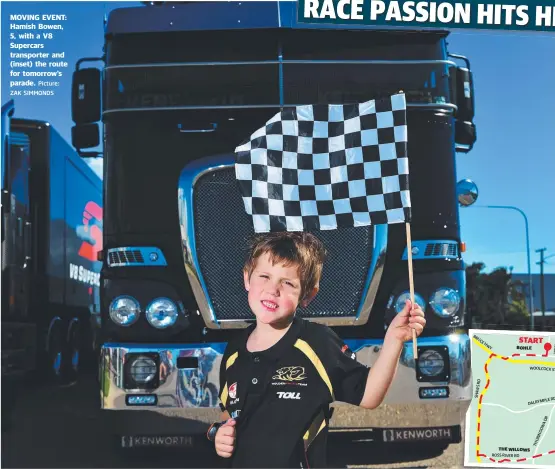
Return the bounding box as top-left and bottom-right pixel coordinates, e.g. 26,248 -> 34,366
215,419 -> 236,458
386,300 -> 426,343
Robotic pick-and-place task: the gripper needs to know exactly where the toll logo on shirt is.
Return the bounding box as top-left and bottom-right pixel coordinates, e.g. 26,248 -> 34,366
276,391 -> 301,400
272,366 -> 306,382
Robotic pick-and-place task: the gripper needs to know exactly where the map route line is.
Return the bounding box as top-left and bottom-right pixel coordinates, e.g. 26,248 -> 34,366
472,337 -> 555,464
472,337 -> 555,366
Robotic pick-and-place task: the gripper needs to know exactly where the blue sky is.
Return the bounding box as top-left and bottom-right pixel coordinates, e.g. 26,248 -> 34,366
1,1 -> 554,275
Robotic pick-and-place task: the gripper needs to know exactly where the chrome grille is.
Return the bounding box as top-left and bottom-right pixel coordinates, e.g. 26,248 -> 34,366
192,167 -> 375,321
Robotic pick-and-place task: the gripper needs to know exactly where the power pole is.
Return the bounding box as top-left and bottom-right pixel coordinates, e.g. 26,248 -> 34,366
536,248 -> 546,331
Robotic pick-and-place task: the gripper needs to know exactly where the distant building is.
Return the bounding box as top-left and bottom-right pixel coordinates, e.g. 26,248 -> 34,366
512,273 -> 555,312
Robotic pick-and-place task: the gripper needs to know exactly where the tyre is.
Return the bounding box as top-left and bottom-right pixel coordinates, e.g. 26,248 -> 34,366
63,318 -> 81,385
44,320 -> 65,385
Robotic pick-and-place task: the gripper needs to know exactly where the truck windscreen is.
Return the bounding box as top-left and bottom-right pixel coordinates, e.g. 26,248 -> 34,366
104,30 -> 453,114
105,61 -> 451,112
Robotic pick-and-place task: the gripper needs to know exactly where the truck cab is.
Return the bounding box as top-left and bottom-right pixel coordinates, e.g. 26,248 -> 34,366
71,0 -> 477,448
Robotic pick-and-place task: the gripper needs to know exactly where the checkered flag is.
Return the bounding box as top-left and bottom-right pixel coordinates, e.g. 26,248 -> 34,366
234,92 -> 410,233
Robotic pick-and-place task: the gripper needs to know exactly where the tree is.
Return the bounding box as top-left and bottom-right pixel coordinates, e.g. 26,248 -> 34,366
465,262 -> 530,330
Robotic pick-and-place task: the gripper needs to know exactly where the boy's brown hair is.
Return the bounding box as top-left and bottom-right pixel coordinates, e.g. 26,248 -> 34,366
244,232 -> 327,300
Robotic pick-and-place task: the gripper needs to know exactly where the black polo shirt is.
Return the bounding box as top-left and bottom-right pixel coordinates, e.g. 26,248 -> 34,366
218,317 -> 370,468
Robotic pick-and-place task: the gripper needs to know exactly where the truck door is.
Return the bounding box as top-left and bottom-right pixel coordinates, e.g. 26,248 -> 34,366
3,129 -> 32,320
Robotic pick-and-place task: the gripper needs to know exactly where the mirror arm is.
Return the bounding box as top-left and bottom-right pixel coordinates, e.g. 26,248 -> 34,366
75,56 -> 105,71
448,53 -> 471,71
78,151 -> 103,158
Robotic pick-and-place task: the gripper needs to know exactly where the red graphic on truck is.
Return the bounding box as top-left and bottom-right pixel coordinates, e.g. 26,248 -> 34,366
77,201 -> 103,262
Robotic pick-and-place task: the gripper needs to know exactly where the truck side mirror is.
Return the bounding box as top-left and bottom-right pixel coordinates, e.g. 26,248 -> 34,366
450,60 -> 477,152
72,123 -> 100,150
455,120 -> 476,152
72,68 -> 101,125
454,66 -> 475,122
456,179 -> 479,207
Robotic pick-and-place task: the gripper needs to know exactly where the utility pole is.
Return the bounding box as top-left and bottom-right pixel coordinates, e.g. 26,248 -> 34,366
536,250 -> 555,331
536,248 -> 547,331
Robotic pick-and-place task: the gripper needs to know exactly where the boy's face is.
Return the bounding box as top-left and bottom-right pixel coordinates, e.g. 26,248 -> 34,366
243,252 -> 318,327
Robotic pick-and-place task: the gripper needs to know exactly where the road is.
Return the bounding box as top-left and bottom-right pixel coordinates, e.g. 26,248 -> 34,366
2,373 -> 468,468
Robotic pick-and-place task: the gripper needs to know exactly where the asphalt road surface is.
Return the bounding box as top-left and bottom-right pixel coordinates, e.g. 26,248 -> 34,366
2,373 -> 470,468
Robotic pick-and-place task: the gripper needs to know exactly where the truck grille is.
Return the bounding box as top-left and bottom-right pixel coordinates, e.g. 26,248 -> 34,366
108,249 -> 144,266
192,167 -> 375,321
425,242 -> 458,257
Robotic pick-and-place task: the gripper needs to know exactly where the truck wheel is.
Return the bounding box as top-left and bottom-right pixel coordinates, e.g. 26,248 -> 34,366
63,318 -> 81,385
45,320 -> 65,385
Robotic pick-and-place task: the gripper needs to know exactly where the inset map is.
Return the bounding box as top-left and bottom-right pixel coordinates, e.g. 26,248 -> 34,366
465,329 -> 555,468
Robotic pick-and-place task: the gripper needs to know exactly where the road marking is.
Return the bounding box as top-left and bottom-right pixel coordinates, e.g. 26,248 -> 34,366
472,337 -> 555,464
533,404 -> 555,461
482,403 -> 555,414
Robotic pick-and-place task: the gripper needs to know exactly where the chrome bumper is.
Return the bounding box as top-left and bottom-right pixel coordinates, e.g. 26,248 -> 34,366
100,333 -> 471,428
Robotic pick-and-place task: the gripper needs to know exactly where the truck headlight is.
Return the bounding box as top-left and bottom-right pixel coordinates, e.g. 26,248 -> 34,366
395,291 -> 426,313
109,296 -> 140,326
129,356 -> 157,384
146,298 -> 178,329
429,288 -> 460,317
418,349 -> 445,376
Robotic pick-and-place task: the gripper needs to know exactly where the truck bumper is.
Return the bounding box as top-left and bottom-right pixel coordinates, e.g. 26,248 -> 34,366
100,333 -> 471,440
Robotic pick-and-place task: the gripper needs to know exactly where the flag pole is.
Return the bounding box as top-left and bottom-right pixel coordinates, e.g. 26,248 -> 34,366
405,222 -> 418,359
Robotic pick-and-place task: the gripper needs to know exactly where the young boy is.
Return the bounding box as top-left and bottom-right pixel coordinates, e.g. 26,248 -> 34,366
206,232 -> 426,468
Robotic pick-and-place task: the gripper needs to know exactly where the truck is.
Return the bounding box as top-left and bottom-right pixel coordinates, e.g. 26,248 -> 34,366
1,99 -> 103,410
69,0 -> 477,451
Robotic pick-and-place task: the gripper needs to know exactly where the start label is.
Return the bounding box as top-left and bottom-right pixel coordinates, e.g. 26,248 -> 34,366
519,337 -> 545,344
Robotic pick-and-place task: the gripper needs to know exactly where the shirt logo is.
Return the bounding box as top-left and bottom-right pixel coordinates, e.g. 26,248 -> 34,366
273,366 -> 306,382
229,382 -> 237,399
277,391 -> 301,400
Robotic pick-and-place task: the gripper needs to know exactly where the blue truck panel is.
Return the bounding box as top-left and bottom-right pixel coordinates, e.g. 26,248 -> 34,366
2,111 -> 103,381
46,125 -> 102,311
64,158 -> 102,310
5,117 -> 102,315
